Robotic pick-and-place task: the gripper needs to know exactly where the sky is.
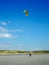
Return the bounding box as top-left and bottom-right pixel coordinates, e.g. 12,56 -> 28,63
0,0 -> 49,51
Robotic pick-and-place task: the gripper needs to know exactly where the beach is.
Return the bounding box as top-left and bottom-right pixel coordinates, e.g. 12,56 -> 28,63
0,54 -> 49,65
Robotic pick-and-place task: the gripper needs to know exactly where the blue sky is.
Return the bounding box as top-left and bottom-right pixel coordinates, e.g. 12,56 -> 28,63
0,0 -> 49,51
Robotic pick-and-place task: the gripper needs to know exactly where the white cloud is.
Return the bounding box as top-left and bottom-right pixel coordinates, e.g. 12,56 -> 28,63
0,27 -> 8,32
0,26 -> 24,33
2,22 -> 7,26
10,29 -> 24,32
0,33 -> 12,38
0,26 -> 13,38
0,26 -> 24,38
0,22 -> 7,26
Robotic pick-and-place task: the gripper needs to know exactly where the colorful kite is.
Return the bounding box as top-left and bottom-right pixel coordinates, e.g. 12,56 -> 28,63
24,10 -> 28,16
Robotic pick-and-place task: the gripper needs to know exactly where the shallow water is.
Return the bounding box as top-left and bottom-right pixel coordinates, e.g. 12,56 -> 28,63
0,54 -> 49,65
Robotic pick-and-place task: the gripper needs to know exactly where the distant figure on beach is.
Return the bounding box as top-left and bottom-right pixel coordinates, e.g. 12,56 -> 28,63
29,53 -> 31,57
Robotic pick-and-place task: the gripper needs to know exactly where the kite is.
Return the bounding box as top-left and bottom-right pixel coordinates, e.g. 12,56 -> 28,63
24,10 -> 28,16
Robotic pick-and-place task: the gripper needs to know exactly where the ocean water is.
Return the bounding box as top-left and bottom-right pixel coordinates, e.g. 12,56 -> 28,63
0,54 -> 49,65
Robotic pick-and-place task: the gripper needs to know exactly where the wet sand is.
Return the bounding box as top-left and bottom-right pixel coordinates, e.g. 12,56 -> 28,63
0,54 -> 49,65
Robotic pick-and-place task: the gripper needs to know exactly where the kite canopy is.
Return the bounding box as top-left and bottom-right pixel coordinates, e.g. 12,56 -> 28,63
24,10 -> 28,16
